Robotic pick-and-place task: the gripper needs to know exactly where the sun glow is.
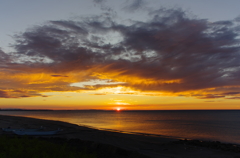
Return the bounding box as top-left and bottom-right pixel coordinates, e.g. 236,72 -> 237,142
115,102 -> 130,105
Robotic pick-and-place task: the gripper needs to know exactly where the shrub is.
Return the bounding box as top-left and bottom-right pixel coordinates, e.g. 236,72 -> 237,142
0,136 -> 96,158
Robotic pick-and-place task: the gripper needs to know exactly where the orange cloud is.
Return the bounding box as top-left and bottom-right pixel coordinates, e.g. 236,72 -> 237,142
1,8 -> 240,101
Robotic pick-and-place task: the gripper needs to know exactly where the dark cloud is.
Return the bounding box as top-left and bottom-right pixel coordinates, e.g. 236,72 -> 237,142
93,0 -> 106,4
227,97 -> 240,99
2,8 -> 240,98
51,75 -> 69,77
197,94 -> 225,99
222,92 -> 240,95
123,0 -> 146,12
0,90 -> 11,98
0,89 -> 46,98
13,90 -> 25,93
92,0 -> 114,13
0,49 -> 12,68
19,95 -> 31,97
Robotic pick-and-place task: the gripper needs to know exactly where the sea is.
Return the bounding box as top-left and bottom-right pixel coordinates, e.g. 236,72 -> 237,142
0,110 -> 240,145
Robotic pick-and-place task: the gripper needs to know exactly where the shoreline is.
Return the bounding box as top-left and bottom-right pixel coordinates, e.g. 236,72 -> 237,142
0,114 -> 240,158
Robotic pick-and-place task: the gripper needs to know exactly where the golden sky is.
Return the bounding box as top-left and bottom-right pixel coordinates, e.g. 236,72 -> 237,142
1,1 -> 240,110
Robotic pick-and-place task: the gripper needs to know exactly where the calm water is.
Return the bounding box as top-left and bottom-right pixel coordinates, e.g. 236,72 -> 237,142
0,110 -> 240,144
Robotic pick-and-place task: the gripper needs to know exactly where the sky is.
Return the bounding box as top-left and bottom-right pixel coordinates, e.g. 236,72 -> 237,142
1,0 -> 240,110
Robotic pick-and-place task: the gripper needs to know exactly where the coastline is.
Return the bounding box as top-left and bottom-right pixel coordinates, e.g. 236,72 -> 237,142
0,114 -> 240,158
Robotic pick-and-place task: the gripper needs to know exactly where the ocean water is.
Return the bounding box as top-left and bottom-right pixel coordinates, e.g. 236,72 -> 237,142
0,110 -> 240,144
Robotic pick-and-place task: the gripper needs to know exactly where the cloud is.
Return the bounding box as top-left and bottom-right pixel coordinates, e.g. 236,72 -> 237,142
197,94 -> 225,99
0,49 -> 12,67
0,89 -> 45,98
51,75 -> 69,77
222,92 -> 240,95
92,0 -> 114,13
93,0 -> 106,4
91,93 -> 106,95
0,90 -> 11,98
227,97 -> 240,99
1,7 -> 240,99
123,0 -> 146,12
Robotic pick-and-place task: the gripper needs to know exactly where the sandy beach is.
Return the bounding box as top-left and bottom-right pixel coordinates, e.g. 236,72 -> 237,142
0,114 -> 240,158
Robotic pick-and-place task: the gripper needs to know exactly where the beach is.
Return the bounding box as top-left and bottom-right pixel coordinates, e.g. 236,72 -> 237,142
0,114 -> 240,158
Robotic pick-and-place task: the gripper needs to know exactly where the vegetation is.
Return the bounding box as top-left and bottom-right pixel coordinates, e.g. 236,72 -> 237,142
0,136 -> 96,158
